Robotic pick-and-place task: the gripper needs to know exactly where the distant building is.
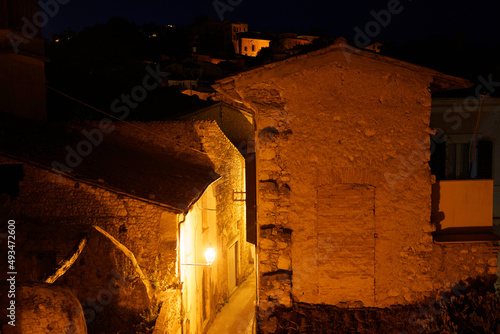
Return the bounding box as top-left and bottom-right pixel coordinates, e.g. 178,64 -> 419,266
225,21 -> 248,54
278,32 -> 316,51
239,32 -> 271,57
189,17 -> 249,56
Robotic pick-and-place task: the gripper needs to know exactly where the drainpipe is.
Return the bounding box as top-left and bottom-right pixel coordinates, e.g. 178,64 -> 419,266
178,213 -> 186,334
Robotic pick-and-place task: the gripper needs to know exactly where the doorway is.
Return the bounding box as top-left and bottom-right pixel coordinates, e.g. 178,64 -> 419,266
228,241 -> 238,293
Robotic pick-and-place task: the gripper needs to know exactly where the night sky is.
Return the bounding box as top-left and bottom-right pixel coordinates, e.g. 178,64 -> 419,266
43,0 -> 500,45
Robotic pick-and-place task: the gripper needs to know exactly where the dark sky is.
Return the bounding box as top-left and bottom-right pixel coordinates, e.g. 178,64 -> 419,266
43,0 -> 500,45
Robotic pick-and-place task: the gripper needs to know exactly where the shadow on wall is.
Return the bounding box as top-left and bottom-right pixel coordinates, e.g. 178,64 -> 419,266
431,182 -> 445,231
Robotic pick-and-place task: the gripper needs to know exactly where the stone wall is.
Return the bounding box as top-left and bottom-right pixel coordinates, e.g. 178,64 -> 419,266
214,44 -> 498,332
183,103 -> 255,153
0,120 -> 253,334
197,122 -> 254,286
258,273 -> 499,334
0,156 -> 179,333
1,282 -> 87,334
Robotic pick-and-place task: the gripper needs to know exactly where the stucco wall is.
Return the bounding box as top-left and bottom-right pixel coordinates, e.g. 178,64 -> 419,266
216,46 -> 499,332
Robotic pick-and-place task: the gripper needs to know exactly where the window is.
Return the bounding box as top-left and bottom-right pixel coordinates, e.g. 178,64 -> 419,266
446,142 -> 471,179
244,46 -> 247,52
251,45 -> 255,52
430,135 -> 492,180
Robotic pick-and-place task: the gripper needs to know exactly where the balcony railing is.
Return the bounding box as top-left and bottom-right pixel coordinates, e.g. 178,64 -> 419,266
431,179 -> 499,242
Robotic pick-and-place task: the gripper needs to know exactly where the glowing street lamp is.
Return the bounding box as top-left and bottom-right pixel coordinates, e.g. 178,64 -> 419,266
205,247 -> 216,265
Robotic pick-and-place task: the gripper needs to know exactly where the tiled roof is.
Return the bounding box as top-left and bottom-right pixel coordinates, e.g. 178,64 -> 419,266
0,114 -> 220,213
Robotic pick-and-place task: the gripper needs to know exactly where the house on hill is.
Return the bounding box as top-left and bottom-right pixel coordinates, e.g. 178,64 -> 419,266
238,32 -> 272,57
0,116 -> 253,334
214,38 -> 499,333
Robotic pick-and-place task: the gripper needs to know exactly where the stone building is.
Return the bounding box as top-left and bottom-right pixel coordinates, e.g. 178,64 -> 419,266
0,116 -> 254,333
214,39 -> 499,332
180,102 -> 255,155
239,32 -> 271,57
277,33 -> 315,52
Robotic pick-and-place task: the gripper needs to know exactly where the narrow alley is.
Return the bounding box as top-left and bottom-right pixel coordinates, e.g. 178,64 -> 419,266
206,270 -> 256,334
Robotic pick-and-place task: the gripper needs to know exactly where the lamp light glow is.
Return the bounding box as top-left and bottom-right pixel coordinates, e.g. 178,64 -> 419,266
205,247 -> 216,265
182,247 -> 216,266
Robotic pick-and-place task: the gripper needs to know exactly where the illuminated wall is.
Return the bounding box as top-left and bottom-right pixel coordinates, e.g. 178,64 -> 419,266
214,41 -> 498,333
240,38 -> 271,57
178,121 -> 253,334
180,184 -> 217,334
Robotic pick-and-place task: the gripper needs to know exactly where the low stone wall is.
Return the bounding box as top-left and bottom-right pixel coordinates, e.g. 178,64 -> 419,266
257,274 -> 499,334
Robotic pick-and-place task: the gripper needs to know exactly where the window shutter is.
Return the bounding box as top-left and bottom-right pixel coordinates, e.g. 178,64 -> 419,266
430,139 -> 446,180
477,140 -> 493,179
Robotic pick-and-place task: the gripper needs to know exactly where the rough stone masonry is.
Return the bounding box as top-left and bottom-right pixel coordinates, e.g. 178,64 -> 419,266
214,39 -> 499,332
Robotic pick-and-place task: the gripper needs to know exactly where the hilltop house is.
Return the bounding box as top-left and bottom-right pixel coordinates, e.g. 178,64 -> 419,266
213,38 -> 499,333
0,116 -> 253,334
238,32 -> 272,57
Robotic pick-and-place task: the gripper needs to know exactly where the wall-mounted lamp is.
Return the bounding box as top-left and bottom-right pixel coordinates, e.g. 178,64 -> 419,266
205,247 -> 216,265
182,247 -> 216,266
